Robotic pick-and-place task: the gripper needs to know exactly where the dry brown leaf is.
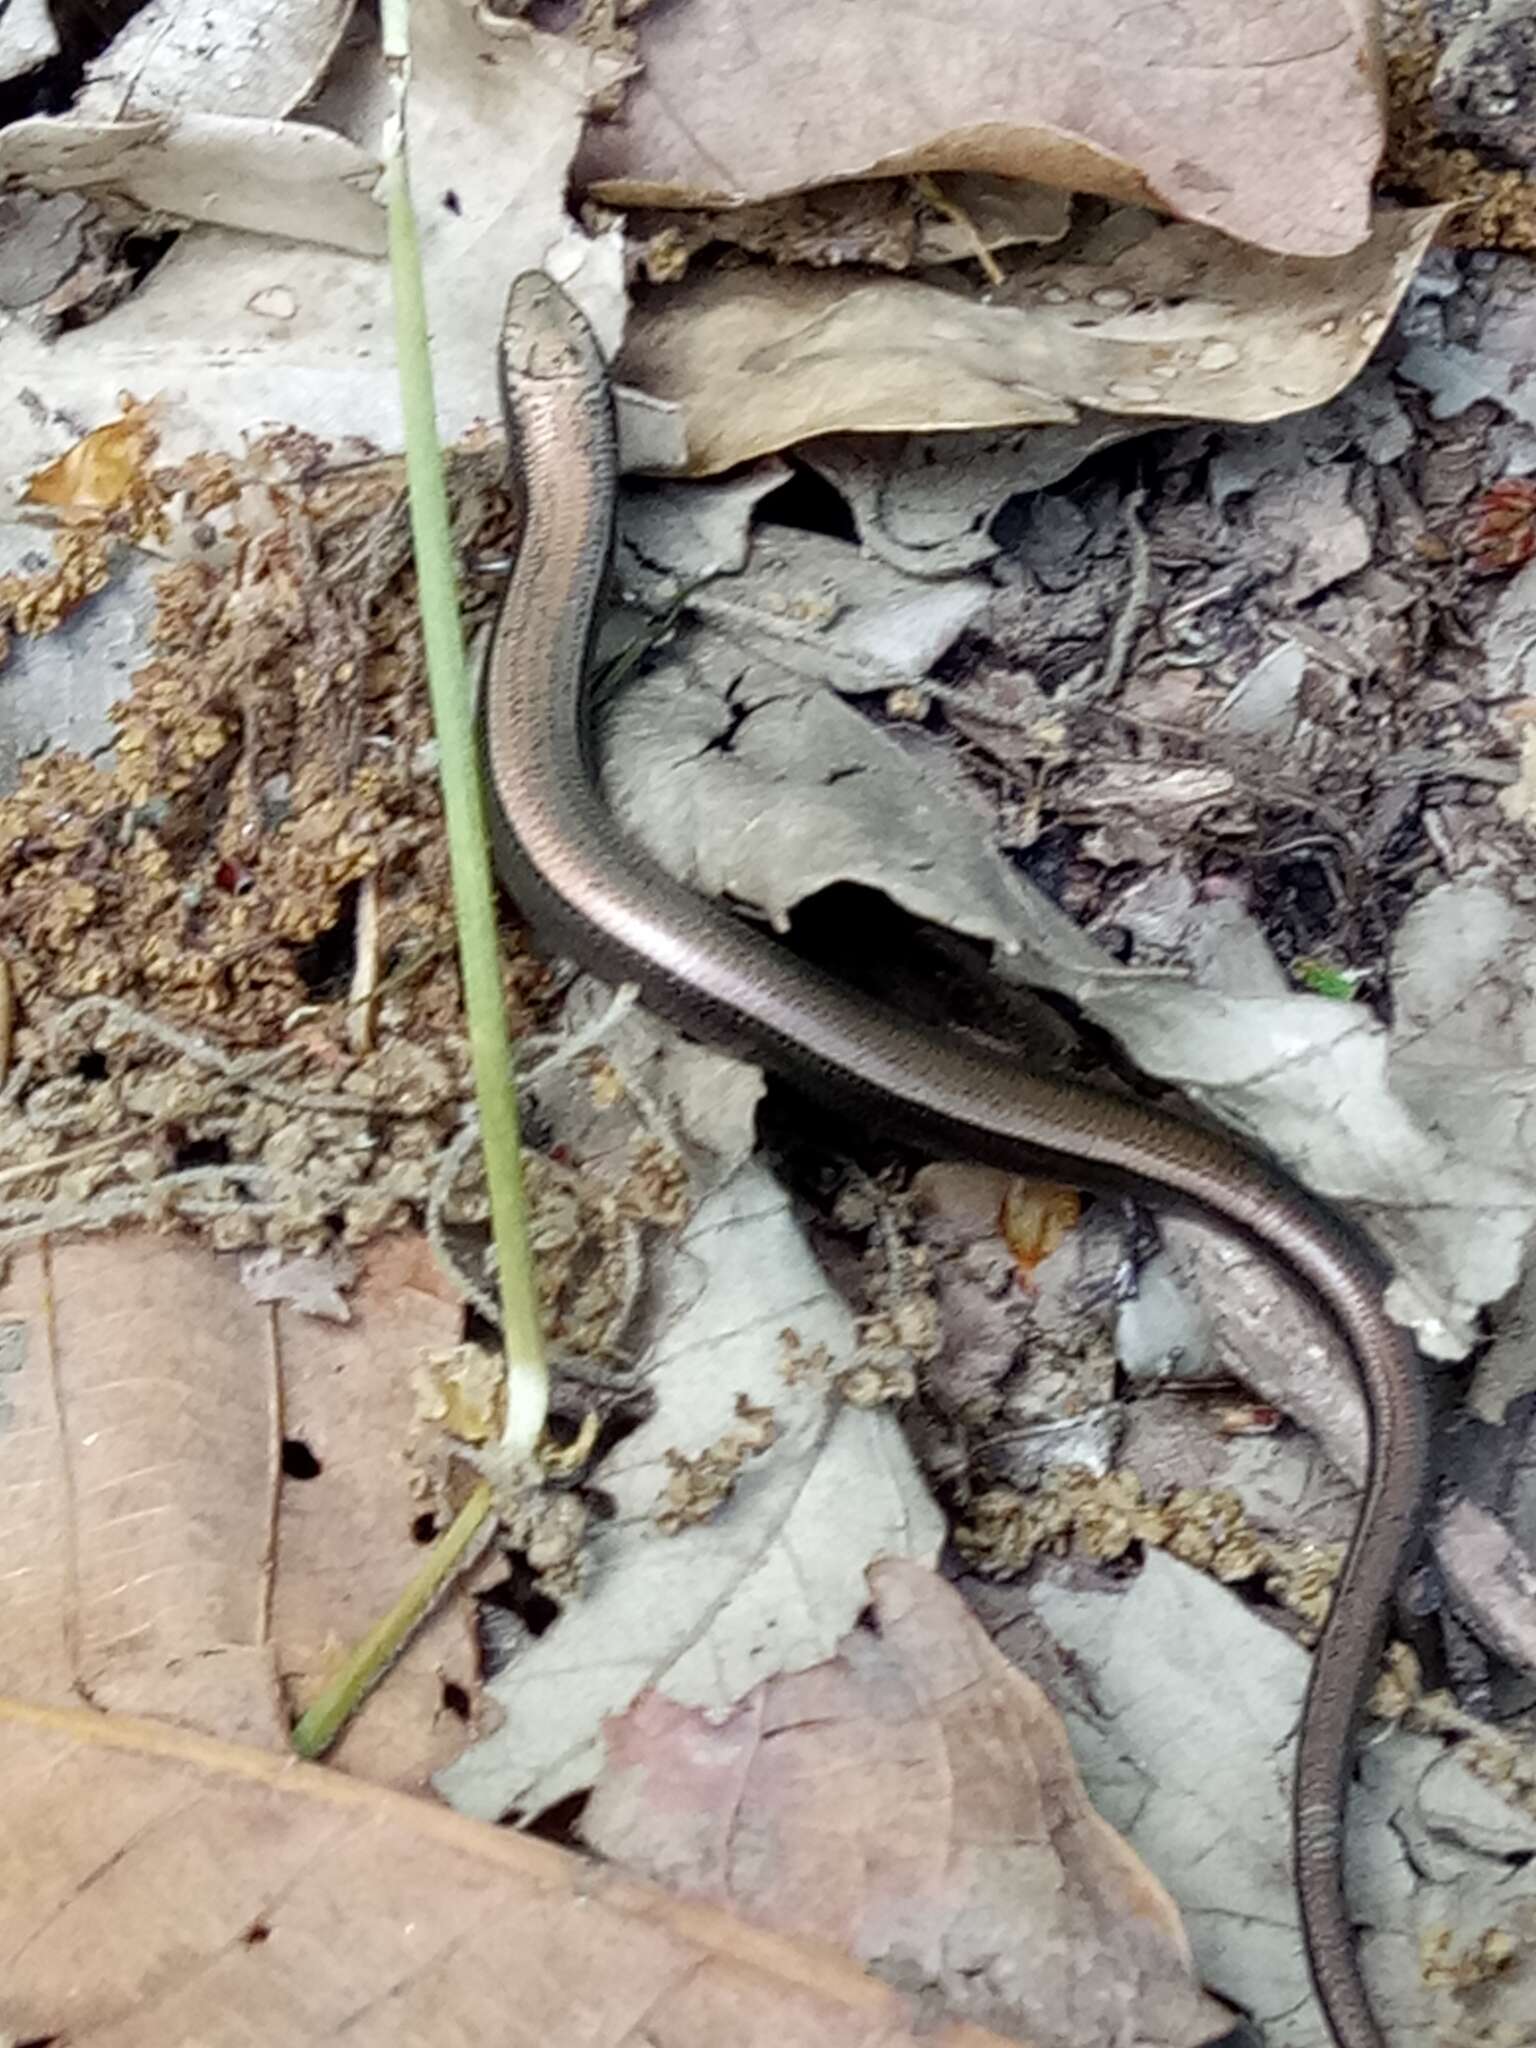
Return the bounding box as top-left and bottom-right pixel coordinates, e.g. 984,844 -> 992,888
1000,1181 -> 1081,1279
618,207 -> 1443,472
0,1695 -> 1035,2048
0,1232 -> 478,1785
0,1236 -> 285,1742
578,0 -> 1383,257
584,1559 -> 1232,2048
22,402 -> 157,518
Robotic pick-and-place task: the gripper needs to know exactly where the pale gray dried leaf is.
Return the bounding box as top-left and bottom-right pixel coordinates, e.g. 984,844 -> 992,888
1481,558 -> 1536,704
240,1246 -> 357,1321
1133,1218 -> 1368,1487
0,546 -> 154,796
1469,1259 -> 1536,1426
1380,879 -> 1536,1347
76,0 -> 355,120
0,12 -> 617,474
0,190 -> 91,311
1215,642 -> 1306,743
1429,0 -> 1536,168
1114,1249 -> 1218,1386
0,113 -> 387,255
1244,463 -> 1372,604
0,0 -> 56,83
1111,883 -> 1293,1003
618,462 -> 790,593
601,639 -> 1101,958
1081,964 -> 1533,1362
1032,1552 -> 1536,2048
801,420 -> 1151,578
435,1166 -> 945,1823
652,526 -> 993,697
530,979 -> 764,1181
1433,1498 -> 1536,1683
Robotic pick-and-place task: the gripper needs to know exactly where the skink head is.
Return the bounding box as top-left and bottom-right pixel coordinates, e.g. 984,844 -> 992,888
500,271 -> 607,386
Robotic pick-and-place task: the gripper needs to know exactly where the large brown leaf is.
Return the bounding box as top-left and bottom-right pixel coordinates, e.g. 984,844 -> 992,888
577,0 -> 1383,258
585,1560 -> 1233,2048
0,1696 -> 1037,2047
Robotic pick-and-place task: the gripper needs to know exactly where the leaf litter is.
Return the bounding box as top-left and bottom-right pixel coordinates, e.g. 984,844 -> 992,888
5,0 -> 1536,2042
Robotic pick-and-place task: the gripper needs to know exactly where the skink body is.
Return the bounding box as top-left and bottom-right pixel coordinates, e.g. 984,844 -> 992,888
478,270 -> 1431,2048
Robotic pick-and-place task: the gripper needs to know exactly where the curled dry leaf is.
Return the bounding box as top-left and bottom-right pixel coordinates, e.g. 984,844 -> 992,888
21,402 -> 157,518
0,114 -> 389,258
618,207 -> 1446,473
585,1559 -> 1234,2048
577,0 -> 1385,258
0,1697 -> 1038,2048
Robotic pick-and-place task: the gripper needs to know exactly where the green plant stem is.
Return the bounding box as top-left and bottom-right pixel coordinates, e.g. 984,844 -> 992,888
380,0 -> 548,1455
288,0 -> 552,1761
290,1482 -> 493,1759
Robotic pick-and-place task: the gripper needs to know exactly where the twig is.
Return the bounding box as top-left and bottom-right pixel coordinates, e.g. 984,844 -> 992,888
911,173 -> 1005,287
346,870 -> 381,1057
1078,486 -> 1151,703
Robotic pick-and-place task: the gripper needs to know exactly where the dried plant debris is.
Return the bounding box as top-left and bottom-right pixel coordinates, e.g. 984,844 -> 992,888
0,402 -> 161,662
822,1172 -> 942,1409
1419,1924 -> 1518,1992
626,174 -> 1071,284
1386,18 -> 1536,253
655,1393 -> 778,1534
958,1467 -> 1343,1634
0,428 -> 516,1044
0,994 -> 677,1386
0,430 -> 707,1338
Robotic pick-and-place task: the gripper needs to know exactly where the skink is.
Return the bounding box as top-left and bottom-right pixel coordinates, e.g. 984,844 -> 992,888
479,269 -> 1431,2048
